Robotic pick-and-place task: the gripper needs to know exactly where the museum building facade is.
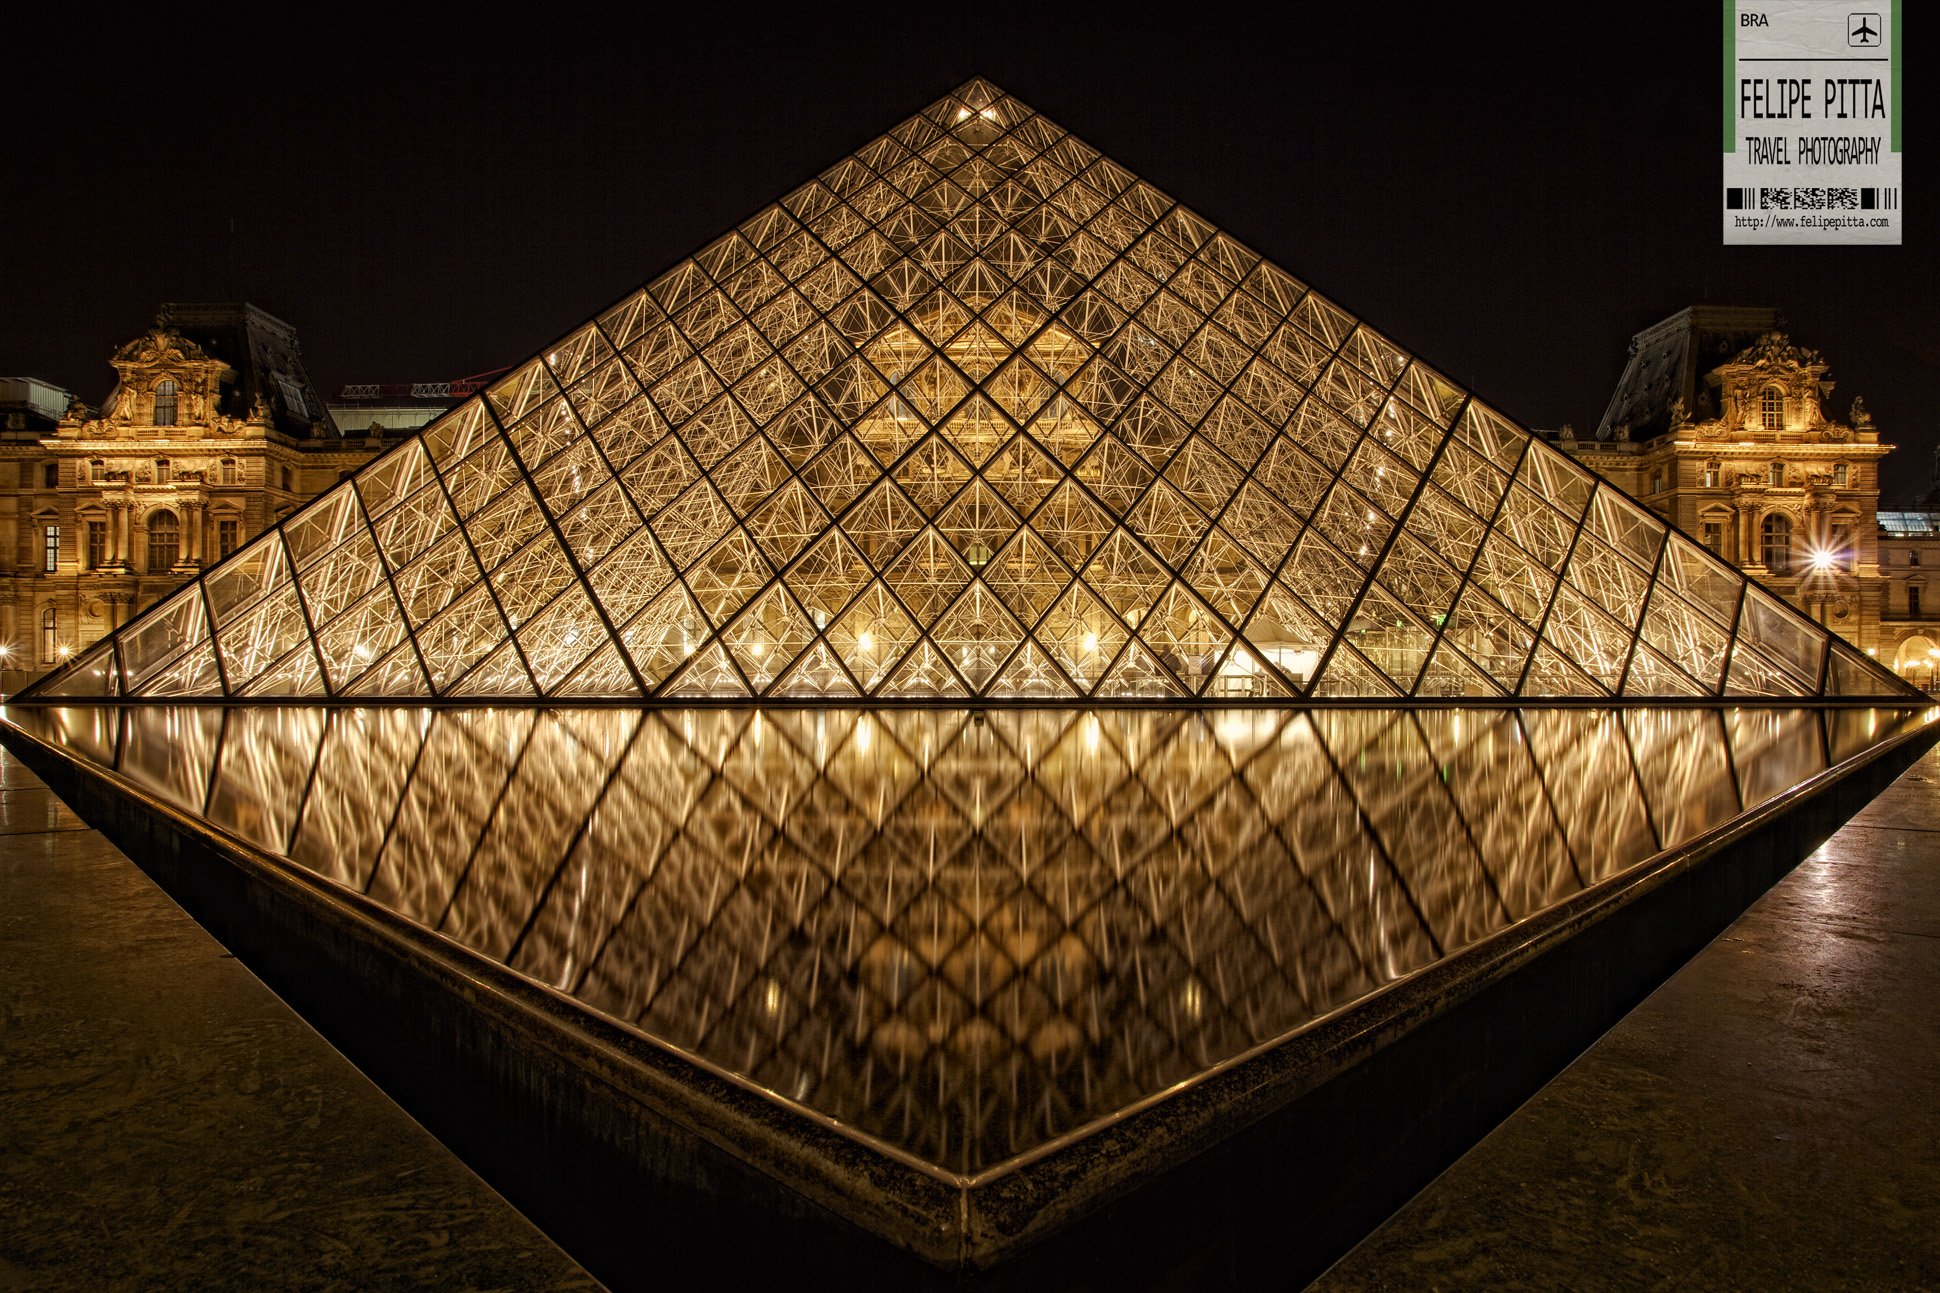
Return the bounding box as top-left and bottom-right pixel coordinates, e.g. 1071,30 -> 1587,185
0,303 -> 410,688
1555,305 -> 1940,680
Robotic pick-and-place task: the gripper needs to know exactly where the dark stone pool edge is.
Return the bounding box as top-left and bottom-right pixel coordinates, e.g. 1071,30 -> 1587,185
4,713 -> 1932,1289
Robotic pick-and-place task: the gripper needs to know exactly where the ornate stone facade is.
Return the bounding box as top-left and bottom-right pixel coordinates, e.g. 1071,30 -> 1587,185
0,304 -> 409,688
1560,307 -> 1893,659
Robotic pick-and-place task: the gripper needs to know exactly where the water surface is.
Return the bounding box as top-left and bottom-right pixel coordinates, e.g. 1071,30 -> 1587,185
9,704 -> 1921,1177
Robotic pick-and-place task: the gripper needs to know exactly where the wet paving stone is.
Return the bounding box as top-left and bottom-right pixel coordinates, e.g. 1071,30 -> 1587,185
1309,745 -> 1940,1293
0,754 -> 601,1292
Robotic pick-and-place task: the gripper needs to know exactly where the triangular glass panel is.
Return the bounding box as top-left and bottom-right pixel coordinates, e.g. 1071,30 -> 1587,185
1521,643 -> 1607,698
239,644 -> 327,698
988,639 -> 1077,698
879,640 -> 970,697
345,643 -> 433,698
1308,643 -> 1400,698
39,643 -> 119,698
1825,641 -> 1915,698
556,642 -> 642,698
141,642 -> 224,698
451,641 -> 538,698
1094,639 -> 1189,698
1415,640 -> 1502,699
1620,642 -> 1706,698
1206,642 -> 1294,700
662,641 -> 750,698
770,641 -> 860,697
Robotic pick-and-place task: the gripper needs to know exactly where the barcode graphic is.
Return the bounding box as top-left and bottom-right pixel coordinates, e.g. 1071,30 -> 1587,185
1726,187 -> 1899,211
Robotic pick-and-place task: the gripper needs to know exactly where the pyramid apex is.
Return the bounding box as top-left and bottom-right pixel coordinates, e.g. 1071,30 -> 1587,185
30,79 -> 1917,707
950,76 -> 1007,107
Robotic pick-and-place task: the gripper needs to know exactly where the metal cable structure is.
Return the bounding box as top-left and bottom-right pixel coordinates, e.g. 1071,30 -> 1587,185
25,79 -> 1916,703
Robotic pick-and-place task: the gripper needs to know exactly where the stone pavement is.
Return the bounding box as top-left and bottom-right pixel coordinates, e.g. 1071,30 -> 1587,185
0,748 -> 600,1292
1309,741 -> 1940,1292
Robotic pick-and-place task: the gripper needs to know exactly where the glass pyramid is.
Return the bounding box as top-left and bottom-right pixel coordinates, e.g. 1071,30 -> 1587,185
28,79 -> 1917,704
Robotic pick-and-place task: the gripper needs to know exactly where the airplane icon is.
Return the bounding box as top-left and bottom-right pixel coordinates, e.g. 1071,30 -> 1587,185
1849,13 -> 1881,45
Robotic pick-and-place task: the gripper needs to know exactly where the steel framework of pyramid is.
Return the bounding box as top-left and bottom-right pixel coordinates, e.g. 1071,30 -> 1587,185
28,79 -> 1918,704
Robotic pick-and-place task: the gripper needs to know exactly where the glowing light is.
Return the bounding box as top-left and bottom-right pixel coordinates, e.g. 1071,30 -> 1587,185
1083,632 -> 1097,652
859,631 -> 874,652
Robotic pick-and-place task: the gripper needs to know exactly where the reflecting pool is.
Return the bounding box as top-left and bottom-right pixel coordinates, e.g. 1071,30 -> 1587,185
8,704 -> 1924,1177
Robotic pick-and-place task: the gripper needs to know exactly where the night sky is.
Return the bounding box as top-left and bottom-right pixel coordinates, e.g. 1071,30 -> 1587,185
12,11 -> 1932,497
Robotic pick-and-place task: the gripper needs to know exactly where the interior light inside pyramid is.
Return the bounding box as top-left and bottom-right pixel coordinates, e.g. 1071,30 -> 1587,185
33,77 -> 1915,703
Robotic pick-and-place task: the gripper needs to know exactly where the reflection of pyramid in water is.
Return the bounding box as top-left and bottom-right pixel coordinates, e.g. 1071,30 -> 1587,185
31,79 -> 1915,702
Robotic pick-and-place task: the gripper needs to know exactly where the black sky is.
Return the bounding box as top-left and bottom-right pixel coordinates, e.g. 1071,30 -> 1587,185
10,9 -> 1933,498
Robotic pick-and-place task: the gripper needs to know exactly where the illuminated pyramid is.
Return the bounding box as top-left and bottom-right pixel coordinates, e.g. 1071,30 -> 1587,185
29,79 -> 1915,702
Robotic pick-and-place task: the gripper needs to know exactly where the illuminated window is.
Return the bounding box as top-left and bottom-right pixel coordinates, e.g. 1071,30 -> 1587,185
154,379 -> 178,426
1648,469 -> 1664,495
87,521 -> 107,570
218,518 -> 238,559
39,607 -> 56,663
42,525 -> 58,572
1761,387 -> 1785,430
1760,513 -> 1792,573
1703,462 -> 1720,487
1769,461 -> 1786,488
148,510 -> 179,571
1834,463 -> 1849,486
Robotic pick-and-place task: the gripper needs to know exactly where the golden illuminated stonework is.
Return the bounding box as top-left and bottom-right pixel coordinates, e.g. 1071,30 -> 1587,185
25,80 -> 1916,702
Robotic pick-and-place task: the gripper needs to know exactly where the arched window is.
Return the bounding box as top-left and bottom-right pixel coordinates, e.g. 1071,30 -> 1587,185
1761,513 -> 1793,574
154,458 -> 170,485
1770,461 -> 1786,488
89,459 -> 105,483
148,510 -> 180,571
1761,386 -> 1785,431
154,379 -> 178,426
220,458 -> 240,485
39,607 -> 57,664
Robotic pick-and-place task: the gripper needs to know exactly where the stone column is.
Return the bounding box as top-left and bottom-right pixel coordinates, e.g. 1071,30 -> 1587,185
1738,498 -> 1760,566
